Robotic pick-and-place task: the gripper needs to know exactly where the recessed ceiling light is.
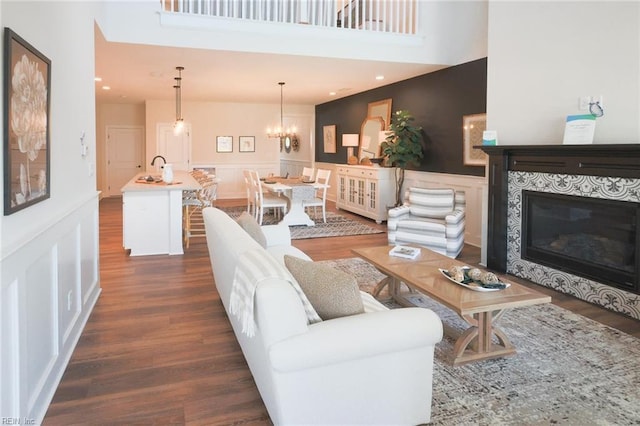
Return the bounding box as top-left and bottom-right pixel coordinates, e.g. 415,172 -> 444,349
94,77 -> 102,82
375,75 -> 384,81
329,91 -> 336,96
102,85 -> 111,91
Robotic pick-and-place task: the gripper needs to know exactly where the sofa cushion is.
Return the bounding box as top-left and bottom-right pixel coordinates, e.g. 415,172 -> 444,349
237,212 -> 267,248
284,255 -> 365,320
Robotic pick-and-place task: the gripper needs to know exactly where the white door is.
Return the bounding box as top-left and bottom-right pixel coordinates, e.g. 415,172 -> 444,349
106,125 -> 144,197
157,123 -> 191,172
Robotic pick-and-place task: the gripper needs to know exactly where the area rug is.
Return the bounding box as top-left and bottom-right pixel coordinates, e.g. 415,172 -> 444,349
219,206 -> 383,240
318,257 -> 640,425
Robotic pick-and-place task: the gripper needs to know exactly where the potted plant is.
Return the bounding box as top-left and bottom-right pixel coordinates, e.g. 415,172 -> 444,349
380,110 -> 424,206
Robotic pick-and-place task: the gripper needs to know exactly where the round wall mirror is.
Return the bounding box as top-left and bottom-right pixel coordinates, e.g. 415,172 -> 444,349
284,136 -> 292,153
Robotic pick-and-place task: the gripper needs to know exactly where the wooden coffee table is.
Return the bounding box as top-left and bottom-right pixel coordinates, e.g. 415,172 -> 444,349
352,245 -> 552,366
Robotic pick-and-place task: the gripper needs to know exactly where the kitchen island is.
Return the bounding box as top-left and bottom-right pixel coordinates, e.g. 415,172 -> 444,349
121,171 -> 201,256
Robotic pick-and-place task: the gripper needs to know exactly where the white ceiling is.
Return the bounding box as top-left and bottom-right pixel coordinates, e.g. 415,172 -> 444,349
94,33 -> 447,106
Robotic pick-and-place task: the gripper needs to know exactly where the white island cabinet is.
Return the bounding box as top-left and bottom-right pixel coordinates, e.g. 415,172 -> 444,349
121,171 -> 201,256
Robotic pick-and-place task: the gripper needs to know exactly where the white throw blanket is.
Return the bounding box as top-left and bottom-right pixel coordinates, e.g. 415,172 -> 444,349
230,248 -> 321,337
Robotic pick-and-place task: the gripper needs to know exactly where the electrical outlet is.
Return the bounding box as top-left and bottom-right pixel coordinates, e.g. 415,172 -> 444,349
593,95 -> 603,108
579,96 -> 591,111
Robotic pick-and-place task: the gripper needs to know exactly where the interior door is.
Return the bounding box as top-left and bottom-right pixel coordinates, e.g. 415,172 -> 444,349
157,123 -> 191,172
106,125 -> 144,197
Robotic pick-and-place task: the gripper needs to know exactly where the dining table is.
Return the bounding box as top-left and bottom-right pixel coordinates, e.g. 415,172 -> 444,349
261,177 -> 328,226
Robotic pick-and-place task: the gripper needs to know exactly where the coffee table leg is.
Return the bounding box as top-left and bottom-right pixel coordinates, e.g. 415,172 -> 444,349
372,276 -> 393,298
451,309 -> 516,365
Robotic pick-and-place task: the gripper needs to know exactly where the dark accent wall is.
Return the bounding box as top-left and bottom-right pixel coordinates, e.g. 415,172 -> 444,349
315,58 -> 487,177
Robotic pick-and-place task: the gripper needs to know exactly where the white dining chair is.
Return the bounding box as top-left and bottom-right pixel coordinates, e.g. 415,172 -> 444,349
251,170 -> 288,225
242,169 -> 256,216
303,168 -> 331,223
302,167 -> 315,182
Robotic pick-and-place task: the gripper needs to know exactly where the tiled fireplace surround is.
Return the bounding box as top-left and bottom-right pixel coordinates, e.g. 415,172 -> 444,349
482,145 -> 640,321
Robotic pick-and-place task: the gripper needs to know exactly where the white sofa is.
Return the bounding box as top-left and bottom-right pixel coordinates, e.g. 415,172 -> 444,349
203,207 -> 443,425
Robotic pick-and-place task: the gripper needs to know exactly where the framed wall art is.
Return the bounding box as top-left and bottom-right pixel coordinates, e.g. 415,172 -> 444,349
3,28 -> 51,215
323,125 -> 336,153
462,113 -> 487,166
216,135 -> 233,153
239,136 -> 255,152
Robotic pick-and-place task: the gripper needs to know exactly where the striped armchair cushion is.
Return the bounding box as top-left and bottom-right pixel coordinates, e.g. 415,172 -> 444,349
407,188 -> 455,219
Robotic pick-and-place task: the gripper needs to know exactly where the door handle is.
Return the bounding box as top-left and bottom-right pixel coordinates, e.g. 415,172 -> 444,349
137,165 -> 141,168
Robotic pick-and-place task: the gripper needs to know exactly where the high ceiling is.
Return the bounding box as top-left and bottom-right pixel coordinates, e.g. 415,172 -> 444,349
94,33 -> 447,106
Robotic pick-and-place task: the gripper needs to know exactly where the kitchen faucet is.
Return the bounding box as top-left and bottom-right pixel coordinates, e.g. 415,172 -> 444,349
151,155 -> 166,167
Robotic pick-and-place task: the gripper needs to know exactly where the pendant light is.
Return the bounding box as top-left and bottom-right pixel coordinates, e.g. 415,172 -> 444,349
173,66 -> 184,134
267,82 -> 296,142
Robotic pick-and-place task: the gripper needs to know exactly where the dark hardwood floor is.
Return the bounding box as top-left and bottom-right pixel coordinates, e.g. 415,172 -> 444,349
44,197 -> 639,425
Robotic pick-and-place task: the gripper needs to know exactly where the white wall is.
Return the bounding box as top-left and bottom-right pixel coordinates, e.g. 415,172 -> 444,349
487,1 -> 640,144
0,1 -> 101,423
143,100 -> 315,199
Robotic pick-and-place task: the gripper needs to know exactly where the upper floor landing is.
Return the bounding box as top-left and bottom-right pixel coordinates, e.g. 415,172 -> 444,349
95,0 -> 487,67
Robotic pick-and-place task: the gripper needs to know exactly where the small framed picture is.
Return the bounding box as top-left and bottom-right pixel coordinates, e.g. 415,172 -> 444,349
216,136 -> 233,153
239,136 -> 255,152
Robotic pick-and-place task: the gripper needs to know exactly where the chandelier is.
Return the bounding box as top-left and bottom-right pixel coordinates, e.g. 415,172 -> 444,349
267,82 -> 296,141
173,66 -> 184,134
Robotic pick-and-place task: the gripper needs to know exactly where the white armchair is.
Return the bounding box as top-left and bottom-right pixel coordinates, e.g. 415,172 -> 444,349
388,187 -> 466,258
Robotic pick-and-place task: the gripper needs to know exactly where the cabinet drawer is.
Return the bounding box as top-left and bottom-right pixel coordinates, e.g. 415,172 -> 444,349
338,166 -> 380,179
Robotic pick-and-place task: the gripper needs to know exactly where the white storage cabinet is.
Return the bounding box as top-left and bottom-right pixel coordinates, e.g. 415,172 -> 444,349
336,165 -> 396,223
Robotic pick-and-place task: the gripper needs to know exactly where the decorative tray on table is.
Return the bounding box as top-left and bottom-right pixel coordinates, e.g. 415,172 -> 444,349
439,266 -> 510,292
135,175 -> 162,183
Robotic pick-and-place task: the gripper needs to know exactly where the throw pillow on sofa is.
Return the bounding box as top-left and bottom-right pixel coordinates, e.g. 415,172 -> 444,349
237,211 -> 267,248
284,255 -> 365,320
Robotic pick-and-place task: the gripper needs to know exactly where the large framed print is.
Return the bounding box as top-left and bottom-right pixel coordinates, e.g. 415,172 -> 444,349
3,28 -> 51,215
462,113 -> 487,166
323,125 -> 336,153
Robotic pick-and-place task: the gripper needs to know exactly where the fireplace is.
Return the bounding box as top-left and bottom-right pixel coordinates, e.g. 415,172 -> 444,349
522,190 -> 639,294
481,144 -> 640,320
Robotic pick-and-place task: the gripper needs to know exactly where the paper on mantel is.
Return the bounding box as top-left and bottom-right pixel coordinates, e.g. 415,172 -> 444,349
563,114 -> 596,145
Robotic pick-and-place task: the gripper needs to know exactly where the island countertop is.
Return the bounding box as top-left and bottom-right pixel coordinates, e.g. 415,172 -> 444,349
121,171 -> 201,192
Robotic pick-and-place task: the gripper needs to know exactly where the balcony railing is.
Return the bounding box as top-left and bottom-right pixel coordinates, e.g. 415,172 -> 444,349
161,0 -> 418,35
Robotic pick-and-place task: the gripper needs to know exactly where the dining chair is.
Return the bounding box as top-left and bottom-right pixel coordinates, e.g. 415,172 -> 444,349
303,168 -> 331,223
302,167 -> 315,182
251,170 -> 288,225
242,169 -> 256,216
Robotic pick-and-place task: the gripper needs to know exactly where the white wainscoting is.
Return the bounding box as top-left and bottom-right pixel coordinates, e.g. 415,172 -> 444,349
402,171 -> 486,247
0,194 -> 101,424
280,159 -> 314,181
